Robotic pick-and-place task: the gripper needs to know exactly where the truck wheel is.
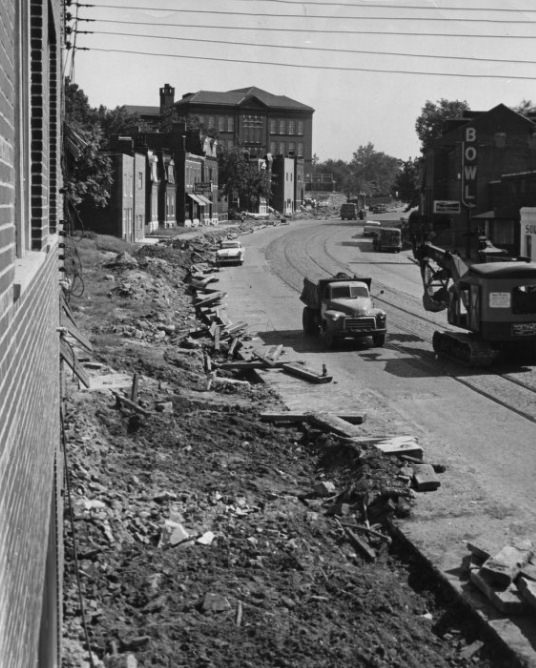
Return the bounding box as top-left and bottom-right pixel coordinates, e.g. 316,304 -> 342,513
373,333 -> 386,347
302,307 -> 318,335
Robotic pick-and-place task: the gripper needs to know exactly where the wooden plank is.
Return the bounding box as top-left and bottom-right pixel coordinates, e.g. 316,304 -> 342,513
112,391 -> 152,416
281,362 -> 333,383
194,291 -> 226,307
310,412 -> 362,438
86,373 -> 134,392
60,297 -> 93,352
260,411 -> 366,425
336,520 -> 376,562
60,338 -> 90,388
214,326 -> 221,351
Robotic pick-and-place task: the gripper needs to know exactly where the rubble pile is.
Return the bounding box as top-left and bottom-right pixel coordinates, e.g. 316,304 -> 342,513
61,231 -> 505,668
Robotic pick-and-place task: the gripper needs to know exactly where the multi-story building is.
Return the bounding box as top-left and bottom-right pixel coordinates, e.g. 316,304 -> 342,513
421,104 -> 536,257
174,86 -> 314,176
0,1 -> 64,666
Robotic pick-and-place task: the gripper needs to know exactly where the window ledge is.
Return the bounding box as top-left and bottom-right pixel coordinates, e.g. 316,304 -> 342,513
13,235 -> 59,302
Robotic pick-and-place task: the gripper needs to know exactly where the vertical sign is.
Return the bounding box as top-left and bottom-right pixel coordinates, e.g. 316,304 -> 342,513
462,127 -> 477,208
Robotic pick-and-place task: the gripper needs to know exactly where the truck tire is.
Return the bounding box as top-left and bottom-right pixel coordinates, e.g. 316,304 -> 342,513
302,307 -> 318,335
372,333 -> 386,347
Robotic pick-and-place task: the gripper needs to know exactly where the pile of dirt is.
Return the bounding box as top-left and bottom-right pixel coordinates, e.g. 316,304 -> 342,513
61,231 -> 511,668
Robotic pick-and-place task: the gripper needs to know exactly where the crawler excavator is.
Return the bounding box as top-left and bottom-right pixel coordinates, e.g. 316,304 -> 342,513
414,242 -> 536,366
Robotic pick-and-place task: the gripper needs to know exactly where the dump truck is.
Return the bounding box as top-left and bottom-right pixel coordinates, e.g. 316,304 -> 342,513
300,273 -> 387,348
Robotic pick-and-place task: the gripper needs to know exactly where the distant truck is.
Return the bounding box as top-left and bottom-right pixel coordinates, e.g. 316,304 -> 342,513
372,226 -> 402,252
300,273 -> 387,348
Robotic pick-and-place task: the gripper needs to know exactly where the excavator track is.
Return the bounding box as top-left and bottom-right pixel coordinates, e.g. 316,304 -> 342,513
432,331 -> 499,368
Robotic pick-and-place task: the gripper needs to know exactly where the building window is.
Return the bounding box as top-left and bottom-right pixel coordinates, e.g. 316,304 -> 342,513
279,142 -> 285,155
297,120 -> 304,135
288,120 -> 295,135
288,142 -> 296,156
269,119 -> 276,134
279,119 -> 286,134
297,143 -> 304,157
197,115 -> 204,126
218,116 -> 225,132
227,116 -> 234,132
270,141 -> 276,155
168,165 -> 174,183
138,171 -> 143,189
208,116 -> 215,129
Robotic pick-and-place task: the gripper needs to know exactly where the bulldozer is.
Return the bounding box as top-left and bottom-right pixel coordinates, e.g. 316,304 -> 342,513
414,242 -> 536,366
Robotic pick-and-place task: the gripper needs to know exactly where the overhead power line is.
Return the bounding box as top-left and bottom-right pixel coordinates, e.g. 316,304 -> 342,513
86,30 -> 536,66
80,17 -> 536,39
233,0 -> 536,11
86,46 -> 536,80
83,5 -> 536,24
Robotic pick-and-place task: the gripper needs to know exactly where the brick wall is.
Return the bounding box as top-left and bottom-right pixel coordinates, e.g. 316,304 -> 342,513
0,1 -> 63,666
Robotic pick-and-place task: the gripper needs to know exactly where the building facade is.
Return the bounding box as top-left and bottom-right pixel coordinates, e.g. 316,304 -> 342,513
422,104 -> 536,257
174,86 -> 314,176
0,1 -> 64,666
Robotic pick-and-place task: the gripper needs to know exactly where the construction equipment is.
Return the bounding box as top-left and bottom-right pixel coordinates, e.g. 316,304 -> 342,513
414,242 -> 536,366
300,273 -> 387,349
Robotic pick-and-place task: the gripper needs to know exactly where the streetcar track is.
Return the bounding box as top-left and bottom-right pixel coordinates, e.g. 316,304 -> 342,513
269,222 -> 536,423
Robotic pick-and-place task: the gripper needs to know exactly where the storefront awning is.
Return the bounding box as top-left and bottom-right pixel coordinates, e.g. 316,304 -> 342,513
188,193 -> 204,205
197,194 -> 212,206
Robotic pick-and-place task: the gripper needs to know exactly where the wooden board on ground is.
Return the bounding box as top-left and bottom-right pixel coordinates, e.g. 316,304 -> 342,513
260,411 -> 366,425
310,412 -> 362,438
60,338 -> 90,388
281,362 -> 332,383
86,373 -> 136,392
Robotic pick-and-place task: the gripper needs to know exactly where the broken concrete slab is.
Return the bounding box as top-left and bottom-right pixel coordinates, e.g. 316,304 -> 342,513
470,568 -> 530,615
481,544 -> 533,588
412,463 -> 441,492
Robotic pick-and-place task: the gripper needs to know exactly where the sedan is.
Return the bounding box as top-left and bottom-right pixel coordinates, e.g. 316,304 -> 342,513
215,239 -> 245,266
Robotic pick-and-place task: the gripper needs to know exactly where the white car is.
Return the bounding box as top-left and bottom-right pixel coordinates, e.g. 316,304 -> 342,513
363,220 -> 381,236
215,239 -> 245,266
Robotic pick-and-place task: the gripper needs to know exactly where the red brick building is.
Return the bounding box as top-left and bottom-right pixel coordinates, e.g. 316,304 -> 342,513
0,1 -> 64,666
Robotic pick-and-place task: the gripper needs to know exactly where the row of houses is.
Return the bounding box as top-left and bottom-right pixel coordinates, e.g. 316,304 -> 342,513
81,84 -> 313,241
418,103 -> 536,261
80,85 -> 315,241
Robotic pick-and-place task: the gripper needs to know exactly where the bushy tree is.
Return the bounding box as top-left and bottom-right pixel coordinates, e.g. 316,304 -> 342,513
394,157 -> 421,205
64,80 -> 112,209
415,98 -> 470,151
349,143 -> 400,198
218,148 -> 272,212
63,79 -> 141,210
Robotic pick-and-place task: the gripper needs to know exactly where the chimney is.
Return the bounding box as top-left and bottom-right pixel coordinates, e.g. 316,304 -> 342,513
159,83 -> 175,115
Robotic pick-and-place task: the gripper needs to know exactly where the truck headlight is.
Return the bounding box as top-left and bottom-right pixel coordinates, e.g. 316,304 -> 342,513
376,313 -> 386,325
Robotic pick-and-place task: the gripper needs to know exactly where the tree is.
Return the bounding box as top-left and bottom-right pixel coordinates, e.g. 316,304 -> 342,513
64,80 -> 142,212
64,80 -> 113,210
349,143 -> 400,198
218,148 -> 272,212
514,99 -> 536,116
394,157 -> 421,205
415,98 -> 470,151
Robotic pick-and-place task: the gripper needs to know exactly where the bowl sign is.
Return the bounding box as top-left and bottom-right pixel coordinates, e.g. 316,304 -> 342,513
462,127 -> 477,208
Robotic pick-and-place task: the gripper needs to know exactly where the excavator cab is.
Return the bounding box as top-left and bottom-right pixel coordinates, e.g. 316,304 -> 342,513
416,242 -> 536,365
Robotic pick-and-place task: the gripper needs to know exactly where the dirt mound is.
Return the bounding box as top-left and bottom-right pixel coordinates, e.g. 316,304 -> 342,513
61,234 -> 509,668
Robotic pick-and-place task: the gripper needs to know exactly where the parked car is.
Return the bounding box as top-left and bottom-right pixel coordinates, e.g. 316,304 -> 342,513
372,226 -> 402,252
215,239 -> 245,265
370,204 -> 387,214
340,203 -> 359,220
363,220 -> 382,236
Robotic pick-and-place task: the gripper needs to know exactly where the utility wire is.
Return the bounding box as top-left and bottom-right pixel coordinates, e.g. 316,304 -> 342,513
86,46 -> 536,80
79,17 -> 536,39
80,5 -> 536,24
84,30 -> 536,66
235,0 -> 536,10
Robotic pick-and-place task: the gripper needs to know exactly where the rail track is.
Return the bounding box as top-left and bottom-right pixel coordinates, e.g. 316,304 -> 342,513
266,221 -> 536,425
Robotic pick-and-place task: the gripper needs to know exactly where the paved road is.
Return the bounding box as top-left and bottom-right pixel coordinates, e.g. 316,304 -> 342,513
216,217 -> 536,666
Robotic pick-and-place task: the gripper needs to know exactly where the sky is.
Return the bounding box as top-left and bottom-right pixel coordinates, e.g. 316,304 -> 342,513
69,0 -> 536,163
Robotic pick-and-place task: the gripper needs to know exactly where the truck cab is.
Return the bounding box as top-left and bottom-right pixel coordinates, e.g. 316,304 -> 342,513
300,274 -> 387,348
